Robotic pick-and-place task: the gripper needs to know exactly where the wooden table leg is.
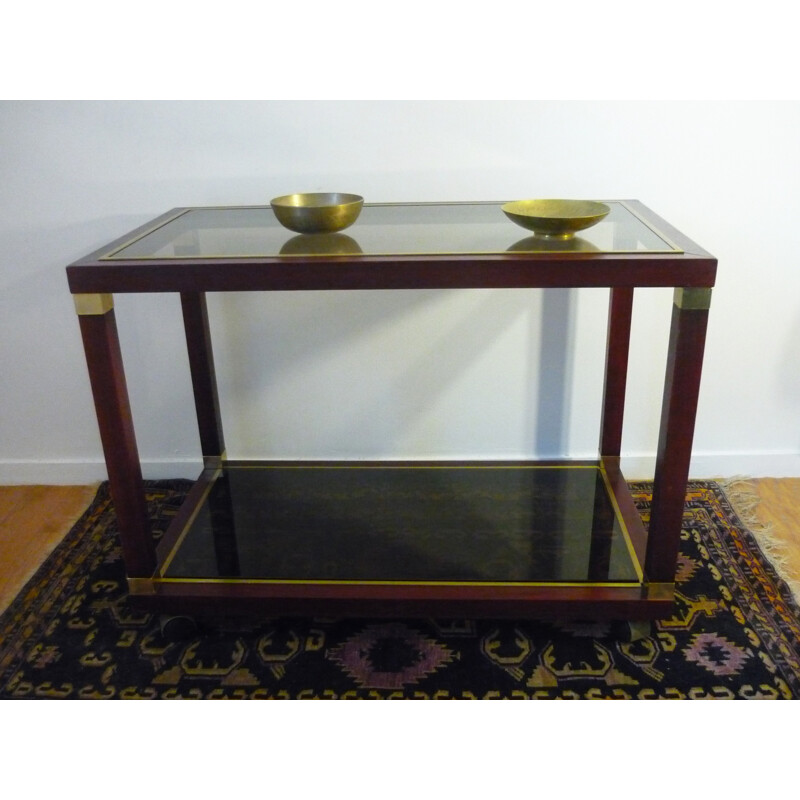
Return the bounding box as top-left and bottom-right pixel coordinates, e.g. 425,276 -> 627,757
599,287 -> 634,458
181,292 -> 239,576
75,293 -> 154,577
646,288 -> 712,582
181,292 -> 225,463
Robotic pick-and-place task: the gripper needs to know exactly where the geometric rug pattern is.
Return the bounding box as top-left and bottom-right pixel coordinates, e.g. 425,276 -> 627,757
1,480 -> 799,698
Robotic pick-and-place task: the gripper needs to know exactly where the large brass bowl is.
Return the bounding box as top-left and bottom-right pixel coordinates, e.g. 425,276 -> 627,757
270,192 -> 364,234
502,199 -> 610,239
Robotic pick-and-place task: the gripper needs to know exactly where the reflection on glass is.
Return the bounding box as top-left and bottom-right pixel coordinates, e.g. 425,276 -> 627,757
280,233 -> 363,256
507,235 -> 600,253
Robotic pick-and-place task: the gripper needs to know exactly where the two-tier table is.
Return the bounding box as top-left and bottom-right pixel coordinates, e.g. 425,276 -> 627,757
66,200 -> 716,622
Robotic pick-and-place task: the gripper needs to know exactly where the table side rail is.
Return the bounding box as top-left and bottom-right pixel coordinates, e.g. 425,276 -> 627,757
67,254 -> 717,294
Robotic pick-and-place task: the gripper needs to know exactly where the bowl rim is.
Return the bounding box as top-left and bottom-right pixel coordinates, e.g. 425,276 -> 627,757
270,192 -> 364,209
501,199 -> 610,220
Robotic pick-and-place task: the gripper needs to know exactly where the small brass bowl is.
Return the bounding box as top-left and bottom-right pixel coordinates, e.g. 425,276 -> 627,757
270,192 -> 364,234
502,199 -> 610,239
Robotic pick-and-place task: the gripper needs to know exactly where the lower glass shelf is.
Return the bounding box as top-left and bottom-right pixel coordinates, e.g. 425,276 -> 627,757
155,462 -> 643,588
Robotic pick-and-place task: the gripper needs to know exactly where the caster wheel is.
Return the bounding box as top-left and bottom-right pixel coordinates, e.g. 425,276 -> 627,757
611,620 -> 652,642
159,615 -> 198,640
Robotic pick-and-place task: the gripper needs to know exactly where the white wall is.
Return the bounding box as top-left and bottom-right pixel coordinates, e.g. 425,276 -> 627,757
2,100 -> 799,483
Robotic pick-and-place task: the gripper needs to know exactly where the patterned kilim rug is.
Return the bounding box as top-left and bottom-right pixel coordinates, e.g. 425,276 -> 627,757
1,479 -> 799,699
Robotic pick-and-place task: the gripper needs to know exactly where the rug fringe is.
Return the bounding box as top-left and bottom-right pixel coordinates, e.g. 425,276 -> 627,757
715,476 -> 800,604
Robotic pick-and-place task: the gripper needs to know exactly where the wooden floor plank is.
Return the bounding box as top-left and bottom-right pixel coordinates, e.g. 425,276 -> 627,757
0,485 -> 99,615
751,478 -> 800,597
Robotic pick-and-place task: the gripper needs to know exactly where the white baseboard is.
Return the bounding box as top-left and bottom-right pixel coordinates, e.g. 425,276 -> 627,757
2,452 -> 799,485
0,459 -> 203,485
622,452 -> 800,480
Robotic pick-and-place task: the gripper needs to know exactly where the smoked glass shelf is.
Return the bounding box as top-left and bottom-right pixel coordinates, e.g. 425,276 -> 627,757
156,463 -> 641,586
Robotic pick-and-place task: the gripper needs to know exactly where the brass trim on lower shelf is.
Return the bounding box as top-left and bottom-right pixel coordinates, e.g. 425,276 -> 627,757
150,576 -> 644,590
222,462 -> 600,470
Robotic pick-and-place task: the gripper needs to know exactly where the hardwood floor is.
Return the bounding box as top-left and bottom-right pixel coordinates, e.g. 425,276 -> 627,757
743,478 -> 800,601
0,484 -> 99,614
0,479 -> 798,616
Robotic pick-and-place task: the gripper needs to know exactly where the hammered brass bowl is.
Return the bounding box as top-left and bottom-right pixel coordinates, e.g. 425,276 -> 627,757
270,192 -> 364,234
502,199 -> 610,239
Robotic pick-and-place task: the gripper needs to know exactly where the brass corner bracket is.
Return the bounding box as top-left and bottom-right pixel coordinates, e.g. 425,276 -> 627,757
74,293 -> 114,316
647,581 -> 675,601
674,287 -> 712,310
127,577 -> 155,594
203,452 -> 227,470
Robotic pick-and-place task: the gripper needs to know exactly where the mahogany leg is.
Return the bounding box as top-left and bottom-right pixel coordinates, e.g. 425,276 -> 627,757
595,289 -> 636,582
180,292 -> 225,461
75,294 -> 155,577
180,292 -> 238,572
599,287 -> 634,458
587,470 -> 614,581
208,472 -> 241,576
645,289 -> 711,582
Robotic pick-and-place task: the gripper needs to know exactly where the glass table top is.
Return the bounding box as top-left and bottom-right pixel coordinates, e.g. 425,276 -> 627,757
102,201 -> 681,260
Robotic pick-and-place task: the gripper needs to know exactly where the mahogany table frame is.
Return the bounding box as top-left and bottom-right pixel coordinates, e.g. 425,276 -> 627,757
66,200 -> 716,620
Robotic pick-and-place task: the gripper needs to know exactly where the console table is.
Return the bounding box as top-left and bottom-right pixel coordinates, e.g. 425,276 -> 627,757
66,200 -> 716,621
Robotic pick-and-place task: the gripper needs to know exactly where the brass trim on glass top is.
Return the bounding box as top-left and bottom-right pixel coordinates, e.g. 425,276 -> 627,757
97,201 -> 684,260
